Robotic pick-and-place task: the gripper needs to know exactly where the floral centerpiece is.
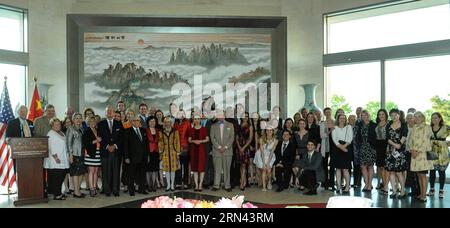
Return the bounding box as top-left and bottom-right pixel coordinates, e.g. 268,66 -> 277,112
141,195 -> 258,208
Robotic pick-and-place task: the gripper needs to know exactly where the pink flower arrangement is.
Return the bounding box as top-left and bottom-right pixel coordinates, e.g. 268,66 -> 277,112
141,195 -> 258,208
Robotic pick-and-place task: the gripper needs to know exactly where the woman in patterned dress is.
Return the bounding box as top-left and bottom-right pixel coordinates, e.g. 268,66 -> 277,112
159,117 -> 181,191
356,110 -> 377,192
429,112 -> 449,198
385,109 -> 408,199
407,111 -> 434,202
236,112 -> 254,191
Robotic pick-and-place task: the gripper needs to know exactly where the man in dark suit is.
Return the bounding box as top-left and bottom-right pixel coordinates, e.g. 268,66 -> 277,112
298,139 -> 324,195
6,105 -> 34,139
138,103 -> 149,128
6,105 -> 34,181
124,116 -> 149,196
98,106 -> 124,197
275,130 -> 296,192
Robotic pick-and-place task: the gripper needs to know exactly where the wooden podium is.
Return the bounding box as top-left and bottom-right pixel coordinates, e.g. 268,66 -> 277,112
10,137 -> 49,206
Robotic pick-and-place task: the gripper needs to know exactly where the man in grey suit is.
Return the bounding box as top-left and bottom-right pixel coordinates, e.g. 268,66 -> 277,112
298,139 -> 324,195
210,110 -> 235,192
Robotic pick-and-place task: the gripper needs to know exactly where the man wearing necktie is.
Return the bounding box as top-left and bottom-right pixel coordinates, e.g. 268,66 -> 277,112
6,105 -> 34,177
98,106 -> 124,197
297,140 -> 324,195
123,116 -> 149,196
6,105 -> 34,139
138,103 -> 149,128
210,110 -> 235,192
274,130 -> 296,192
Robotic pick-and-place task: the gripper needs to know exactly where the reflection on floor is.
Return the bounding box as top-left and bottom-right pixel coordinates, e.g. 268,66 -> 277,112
1,184 -> 449,208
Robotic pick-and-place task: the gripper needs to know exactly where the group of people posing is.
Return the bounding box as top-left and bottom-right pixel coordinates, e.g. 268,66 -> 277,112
5,101 -> 449,203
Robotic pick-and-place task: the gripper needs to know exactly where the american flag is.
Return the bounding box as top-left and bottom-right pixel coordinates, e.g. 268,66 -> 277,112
0,79 -> 16,193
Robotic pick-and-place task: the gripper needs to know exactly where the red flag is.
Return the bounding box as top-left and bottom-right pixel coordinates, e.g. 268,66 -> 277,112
28,84 -> 43,122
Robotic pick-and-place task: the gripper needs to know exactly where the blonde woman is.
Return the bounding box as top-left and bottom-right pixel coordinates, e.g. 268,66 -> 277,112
66,113 -> 87,198
122,108 -> 136,129
407,111 -> 433,202
159,117 -> 181,191
45,118 -> 70,200
253,127 -> 278,191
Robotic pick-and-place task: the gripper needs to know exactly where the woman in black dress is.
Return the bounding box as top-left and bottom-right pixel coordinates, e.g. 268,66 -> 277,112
146,117 -> 160,192
375,109 -> 389,191
306,112 -> 321,152
331,114 -> 353,194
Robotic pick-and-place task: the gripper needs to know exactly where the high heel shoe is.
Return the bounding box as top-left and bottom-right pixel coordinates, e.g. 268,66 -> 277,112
428,188 -> 435,196
439,190 -> 444,199
397,193 -> 407,199
390,193 -> 397,199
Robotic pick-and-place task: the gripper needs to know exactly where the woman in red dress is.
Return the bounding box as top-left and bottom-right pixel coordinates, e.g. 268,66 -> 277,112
188,115 -> 209,191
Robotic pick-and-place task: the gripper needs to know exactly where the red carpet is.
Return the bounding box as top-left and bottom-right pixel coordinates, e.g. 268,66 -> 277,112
254,203 -> 327,208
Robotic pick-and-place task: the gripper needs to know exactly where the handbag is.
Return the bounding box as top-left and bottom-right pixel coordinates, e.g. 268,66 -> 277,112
426,151 -> 439,161
338,126 -> 348,145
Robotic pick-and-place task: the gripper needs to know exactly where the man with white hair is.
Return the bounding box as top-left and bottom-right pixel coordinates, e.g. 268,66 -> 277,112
6,105 -> 34,139
98,105 -> 124,197
210,109 -> 235,192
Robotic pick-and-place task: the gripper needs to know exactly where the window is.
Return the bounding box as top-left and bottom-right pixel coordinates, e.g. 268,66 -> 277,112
0,6 -> 27,52
326,1 -> 450,54
324,0 -> 450,181
0,4 -> 28,109
386,55 -> 450,121
0,63 -> 27,111
325,62 -> 381,118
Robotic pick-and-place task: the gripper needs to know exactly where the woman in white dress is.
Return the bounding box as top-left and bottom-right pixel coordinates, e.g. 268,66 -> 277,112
254,127 -> 278,191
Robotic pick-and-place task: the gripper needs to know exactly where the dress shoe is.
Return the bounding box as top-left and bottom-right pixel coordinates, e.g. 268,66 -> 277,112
73,194 -> 85,198
303,190 -> 317,195
139,191 -> 149,195
105,193 -> 111,197
225,188 -> 232,192
211,187 -> 219,191
114,193 -> 120,197
276,188 -> 284,192
129,192 -> 135,196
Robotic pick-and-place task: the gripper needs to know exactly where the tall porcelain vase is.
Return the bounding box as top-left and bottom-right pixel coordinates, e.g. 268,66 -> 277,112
38,83 -> 53,108
301,84 -> 322,113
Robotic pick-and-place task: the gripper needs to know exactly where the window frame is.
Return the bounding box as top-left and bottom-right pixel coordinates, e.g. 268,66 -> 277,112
323,0 -> 450,183
323,0 -> 450,109
0,4 -> 29,107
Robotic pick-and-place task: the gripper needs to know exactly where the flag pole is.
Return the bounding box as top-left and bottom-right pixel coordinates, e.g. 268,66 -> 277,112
5,76 -> 11,195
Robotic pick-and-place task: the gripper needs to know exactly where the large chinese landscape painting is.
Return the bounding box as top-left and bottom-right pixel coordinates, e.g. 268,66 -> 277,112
84,32 -> 272,114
